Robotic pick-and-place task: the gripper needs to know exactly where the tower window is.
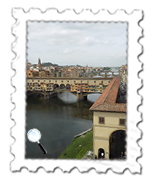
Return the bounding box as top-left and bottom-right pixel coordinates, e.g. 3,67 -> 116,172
119,119 -> 126,126
99,117 -> 105,124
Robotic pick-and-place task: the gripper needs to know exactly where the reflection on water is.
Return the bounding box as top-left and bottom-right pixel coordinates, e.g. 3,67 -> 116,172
26,92 -> 100,159
58,92 -> 77,103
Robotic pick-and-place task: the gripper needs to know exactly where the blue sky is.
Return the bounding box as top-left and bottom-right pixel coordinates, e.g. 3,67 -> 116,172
27,22 -> 127,67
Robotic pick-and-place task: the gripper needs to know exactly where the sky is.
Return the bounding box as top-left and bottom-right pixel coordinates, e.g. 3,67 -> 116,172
27,22 -> 127,67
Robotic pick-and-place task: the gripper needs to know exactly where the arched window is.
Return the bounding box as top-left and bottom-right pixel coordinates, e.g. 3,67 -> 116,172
98,148 -> 105,159
109,130 -> 126,159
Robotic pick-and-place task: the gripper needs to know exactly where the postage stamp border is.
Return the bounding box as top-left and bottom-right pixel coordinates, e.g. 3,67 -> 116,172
6,5 -> 148,176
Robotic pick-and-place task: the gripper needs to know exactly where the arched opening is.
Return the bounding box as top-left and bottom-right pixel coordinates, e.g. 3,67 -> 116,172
54,84 -> 59,89
98,148 -> 105,159
109,130 -> 126,160
66,84 -> 71,90
60,84 -> 65,89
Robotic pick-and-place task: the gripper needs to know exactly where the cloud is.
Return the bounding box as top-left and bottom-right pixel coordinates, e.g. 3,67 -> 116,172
63,49 -> 74,54
27,22 -> 127,67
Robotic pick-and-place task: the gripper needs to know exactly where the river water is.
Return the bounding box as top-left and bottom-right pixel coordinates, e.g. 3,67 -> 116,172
26,92 -> 101,159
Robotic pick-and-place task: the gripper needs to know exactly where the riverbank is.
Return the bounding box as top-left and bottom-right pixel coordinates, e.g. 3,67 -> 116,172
57,128 -> 93,159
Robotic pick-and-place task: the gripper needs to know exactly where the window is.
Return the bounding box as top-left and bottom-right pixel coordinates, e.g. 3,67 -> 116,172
55,80 -> 57,82
74,81 -> 76,83
44,80 -> 46,82
99,117 -> 105,124
119,119 -> 125,126
81,81 -> 82,83
38,80 -> 40,82
108,81 -> 110,83
87,81 -> 89,83
61,80 -> 63,82
67,80 -> 69,82
101,81 -> 103,83
94,81 -> 96,83
49,80 -> 51,82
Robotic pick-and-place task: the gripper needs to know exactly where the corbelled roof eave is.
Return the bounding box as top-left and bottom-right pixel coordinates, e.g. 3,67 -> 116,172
90,103 -> 126,113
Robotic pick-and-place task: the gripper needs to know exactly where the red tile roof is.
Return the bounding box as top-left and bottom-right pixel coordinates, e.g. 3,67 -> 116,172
89,77 -> 126,113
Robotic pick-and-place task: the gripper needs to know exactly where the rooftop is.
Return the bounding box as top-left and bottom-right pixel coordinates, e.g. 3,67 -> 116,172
89,77 -> 126,113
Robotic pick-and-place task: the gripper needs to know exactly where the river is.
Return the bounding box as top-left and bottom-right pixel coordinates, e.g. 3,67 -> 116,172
25,92 -> 101,159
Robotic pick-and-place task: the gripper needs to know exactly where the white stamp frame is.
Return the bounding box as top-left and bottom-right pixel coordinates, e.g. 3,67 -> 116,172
7,4 -> 148,173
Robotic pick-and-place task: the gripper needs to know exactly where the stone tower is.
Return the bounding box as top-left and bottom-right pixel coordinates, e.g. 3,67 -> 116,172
38,58 -> 41,66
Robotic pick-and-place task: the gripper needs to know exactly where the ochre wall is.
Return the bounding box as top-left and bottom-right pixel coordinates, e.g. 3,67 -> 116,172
93,111 -> 126,159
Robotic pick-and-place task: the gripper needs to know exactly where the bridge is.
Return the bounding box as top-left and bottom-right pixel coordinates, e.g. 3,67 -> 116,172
27,77 -> 114,101
99,71 -> 119,76
82,70 -> 119,78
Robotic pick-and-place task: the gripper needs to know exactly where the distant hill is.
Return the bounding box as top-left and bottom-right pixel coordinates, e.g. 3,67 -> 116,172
34,62 -> 83,67
103,67 -> 111,71
41,62 -> 59,67
68,64 -> 82,67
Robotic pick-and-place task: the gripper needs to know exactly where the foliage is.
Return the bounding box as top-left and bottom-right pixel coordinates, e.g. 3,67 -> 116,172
41,62 -> 58,66
103,67 -> 111,70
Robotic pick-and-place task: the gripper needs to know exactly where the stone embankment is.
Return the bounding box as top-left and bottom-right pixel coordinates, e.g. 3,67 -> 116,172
74,128 -> 92,139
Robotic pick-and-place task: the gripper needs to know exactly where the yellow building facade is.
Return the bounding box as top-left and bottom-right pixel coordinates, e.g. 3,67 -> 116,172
90,77 -> 126,159
93,111 -> 126,159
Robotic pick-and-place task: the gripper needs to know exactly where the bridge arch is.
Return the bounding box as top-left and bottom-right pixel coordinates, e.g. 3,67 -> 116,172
109,130 -> 126,159
54,84 -> 59,89
66,84 -> 71,90
60,84 -> 66,89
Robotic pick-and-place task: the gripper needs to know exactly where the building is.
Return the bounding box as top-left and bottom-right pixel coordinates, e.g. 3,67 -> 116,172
71,83 -> 89,93
50,69 -> 55,77
71,68 -> 79,77
40,82 -> 47,91
119,65 -> 127,86
39,70 -> 46,77
34,82 -> 41,91
32,71 -> 39,77
27,62 -> 32,68
89,77 -> 126,160
46,83 -> 54,91
26,70 -> 33,77
36,58 -> 41,68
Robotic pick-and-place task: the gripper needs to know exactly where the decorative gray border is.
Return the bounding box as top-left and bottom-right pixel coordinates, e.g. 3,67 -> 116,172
6,5 -> 148,176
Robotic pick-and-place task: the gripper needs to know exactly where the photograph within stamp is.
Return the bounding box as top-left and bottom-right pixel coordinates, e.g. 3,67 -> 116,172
26,21 -> 127,160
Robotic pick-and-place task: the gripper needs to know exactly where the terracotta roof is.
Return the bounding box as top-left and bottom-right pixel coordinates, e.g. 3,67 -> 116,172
89,77 -> 126,113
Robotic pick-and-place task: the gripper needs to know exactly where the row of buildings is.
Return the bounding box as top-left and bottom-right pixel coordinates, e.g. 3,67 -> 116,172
27,59 -> 104,78
71,83 -> 106,93
119,64 -> 127,86
27,82 -> 106,94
